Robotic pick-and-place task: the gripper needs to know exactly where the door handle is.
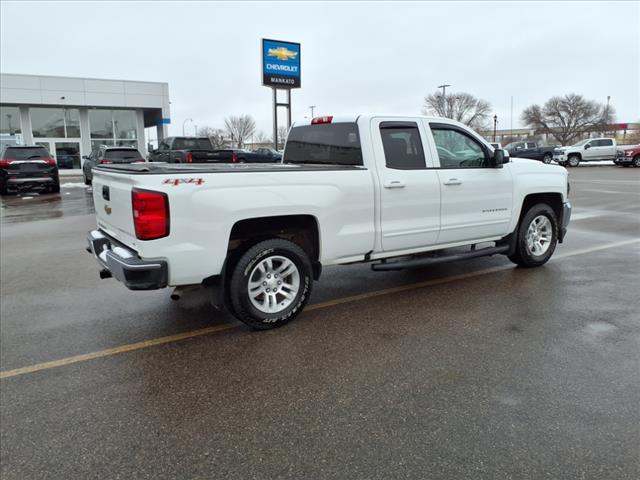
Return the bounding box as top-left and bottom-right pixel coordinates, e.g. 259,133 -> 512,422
443,178 -> 462,186
383,180 -> 406,189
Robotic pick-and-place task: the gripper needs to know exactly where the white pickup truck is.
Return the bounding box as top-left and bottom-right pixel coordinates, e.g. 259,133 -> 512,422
87,115 -> 571,329
553,137 -> 617,167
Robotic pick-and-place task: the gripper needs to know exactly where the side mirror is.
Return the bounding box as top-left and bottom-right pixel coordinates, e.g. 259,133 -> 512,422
584,144 -> 590,150
82,155 -> 89,160
490,149 -> 507,167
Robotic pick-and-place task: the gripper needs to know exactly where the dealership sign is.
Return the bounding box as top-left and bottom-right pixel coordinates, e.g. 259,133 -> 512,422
262,39 -> 301,88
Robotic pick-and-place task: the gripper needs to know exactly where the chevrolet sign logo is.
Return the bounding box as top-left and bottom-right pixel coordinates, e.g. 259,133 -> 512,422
267,47 -> 297,61
104,205 -> 112,215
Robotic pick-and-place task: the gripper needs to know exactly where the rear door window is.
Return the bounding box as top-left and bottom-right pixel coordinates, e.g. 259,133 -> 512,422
2,147 -> 49,160
284,123 -> 363,166
380,122 -> 426,170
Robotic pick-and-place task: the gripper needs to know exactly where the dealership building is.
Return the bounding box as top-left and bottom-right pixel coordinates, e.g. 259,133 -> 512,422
0,73 -> 170,168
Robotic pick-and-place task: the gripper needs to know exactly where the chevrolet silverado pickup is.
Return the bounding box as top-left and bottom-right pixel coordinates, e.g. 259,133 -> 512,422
504,141 -> 558,164
148,136 -> 219,164
553,138 -> 617,167
87,115 -> 571,329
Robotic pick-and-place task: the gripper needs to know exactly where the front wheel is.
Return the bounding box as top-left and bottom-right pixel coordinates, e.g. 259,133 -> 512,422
508,203 -> 558,268
567,155 -> 580,167
228,238 -> 313,329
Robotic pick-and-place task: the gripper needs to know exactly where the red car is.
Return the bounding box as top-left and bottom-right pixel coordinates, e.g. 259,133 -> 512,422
615,145 -> 640,167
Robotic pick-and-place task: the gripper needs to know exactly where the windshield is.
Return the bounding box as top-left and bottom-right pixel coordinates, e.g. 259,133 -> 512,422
572,139 -> 590,147
2,147 -> 49,160
284,123 -> 363,166
172,138 -> 212,150
105,149 -> 144,162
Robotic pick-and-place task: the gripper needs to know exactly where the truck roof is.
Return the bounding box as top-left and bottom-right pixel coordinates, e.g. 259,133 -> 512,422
292,114 -> 470,128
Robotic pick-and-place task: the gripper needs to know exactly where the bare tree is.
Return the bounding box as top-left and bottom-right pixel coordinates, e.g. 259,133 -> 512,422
253,130 -> 272,145
422,91 -> 492,130
224,115 -> 256,148
277,126 -> 289,150
521,93 -> 615,145
197,126 -> 227,149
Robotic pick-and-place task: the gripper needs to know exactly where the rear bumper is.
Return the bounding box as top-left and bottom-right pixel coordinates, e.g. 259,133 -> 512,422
560,201 -> 571,242
86,230 -> 168,290
614,156 -> 634,165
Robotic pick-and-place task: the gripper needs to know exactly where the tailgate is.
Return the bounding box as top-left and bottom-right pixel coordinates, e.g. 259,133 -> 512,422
92,170 -> 138,248
7,160 -> 56,177
190,150 -> 220,163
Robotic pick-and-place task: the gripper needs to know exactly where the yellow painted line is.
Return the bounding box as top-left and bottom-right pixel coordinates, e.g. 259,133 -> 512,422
1,238 -> 638,380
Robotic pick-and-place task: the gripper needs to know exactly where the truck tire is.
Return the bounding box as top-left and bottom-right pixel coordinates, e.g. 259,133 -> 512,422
228,238 -> 313,329
508,203 -> 558,268
633,156 -> 640,168
542,153 -> 552,164
567,155 -> 580,167
83,170 -> 91,185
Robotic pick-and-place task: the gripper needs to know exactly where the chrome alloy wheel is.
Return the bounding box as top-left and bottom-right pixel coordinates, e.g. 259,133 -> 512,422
248,255 -> 300,313
526,215 -> 552,256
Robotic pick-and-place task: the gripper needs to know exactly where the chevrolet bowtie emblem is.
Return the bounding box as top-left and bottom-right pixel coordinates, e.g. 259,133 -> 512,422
267,47 -> 297,61
104,205 -> 112,215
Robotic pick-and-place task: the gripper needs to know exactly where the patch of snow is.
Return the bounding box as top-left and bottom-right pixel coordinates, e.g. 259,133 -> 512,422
61,182 -> 89,188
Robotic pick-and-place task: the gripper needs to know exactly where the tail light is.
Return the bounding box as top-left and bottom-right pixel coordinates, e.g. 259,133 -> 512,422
311,116 -> 333,125
185,152 -> 193,163
131,189 -> 170,240
231,151 -> 238,163
99,159 -> 112,164
0,159 -> 13,167
43,157 -> 57,166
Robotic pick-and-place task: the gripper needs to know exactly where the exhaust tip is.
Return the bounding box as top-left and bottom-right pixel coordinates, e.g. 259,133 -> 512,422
170,293 -> 180,301
99,269 -> 112,279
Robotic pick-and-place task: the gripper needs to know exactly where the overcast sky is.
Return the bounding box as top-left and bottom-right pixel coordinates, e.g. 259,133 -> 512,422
1,0 -> 638,137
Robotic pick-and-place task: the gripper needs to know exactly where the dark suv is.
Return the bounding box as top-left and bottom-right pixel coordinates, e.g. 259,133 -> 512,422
82,146 -> 145,185
0,145 -> 60,195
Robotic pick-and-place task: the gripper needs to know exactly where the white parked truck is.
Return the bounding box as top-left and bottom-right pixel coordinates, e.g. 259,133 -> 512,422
553,138 -> 617,167
87,115 -> 571,329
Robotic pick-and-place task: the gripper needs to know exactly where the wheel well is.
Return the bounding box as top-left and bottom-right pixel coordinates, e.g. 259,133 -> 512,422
227,214 -> 320,265
519,193 -> 563,224
568,152 -> 581,160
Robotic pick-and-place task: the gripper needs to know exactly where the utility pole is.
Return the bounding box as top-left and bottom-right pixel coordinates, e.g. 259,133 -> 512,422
309,105 -> 316,117
437,84 -> 451,117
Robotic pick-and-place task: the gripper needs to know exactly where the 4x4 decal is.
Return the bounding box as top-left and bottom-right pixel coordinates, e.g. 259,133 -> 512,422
163,178 -> 205,186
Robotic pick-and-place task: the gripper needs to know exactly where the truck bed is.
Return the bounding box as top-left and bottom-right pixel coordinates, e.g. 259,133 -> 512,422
96,162 -> 366,175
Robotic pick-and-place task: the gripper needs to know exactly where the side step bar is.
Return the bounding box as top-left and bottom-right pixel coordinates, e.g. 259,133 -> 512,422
371,245 -> 510,271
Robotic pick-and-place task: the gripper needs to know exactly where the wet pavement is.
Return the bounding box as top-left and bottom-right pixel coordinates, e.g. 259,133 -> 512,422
1,166 -> 639,479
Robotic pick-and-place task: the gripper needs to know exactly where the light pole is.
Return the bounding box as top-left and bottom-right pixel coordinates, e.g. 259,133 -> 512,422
437,84 -> 451,117
309,105 -> 316,117
182,118 -> 193,136
493,115 -> 498,142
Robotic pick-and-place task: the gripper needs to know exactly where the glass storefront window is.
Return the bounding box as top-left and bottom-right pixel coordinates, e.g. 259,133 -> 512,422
31,107 -> 80,138
65,109 -> 80,137
113,110 -> 137,139
89,110 -> 114,139
1,106 -> 22,135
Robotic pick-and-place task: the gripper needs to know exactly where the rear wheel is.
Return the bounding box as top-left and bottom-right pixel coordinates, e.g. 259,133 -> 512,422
633,156 -> 640,168
83,170 -> 91,185
542,153 -> 552,164
50,181 -> 60,193
508,203 -> 558,268
228,238 -> 313,330
567,155 -> 580,167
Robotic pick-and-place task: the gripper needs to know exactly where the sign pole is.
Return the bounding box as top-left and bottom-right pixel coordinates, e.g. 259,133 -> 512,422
286,89 -> 292,128
272,88 -> 278,150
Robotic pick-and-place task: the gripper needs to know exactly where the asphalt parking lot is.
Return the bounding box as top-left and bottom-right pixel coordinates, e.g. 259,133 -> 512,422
1,166 -> 639,479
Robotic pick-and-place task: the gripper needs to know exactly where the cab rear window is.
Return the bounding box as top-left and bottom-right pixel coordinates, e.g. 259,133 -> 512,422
104,149 -> 144,162
284,123 -> 363,166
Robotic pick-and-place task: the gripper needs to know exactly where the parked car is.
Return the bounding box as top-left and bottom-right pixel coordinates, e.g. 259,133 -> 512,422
208,148 -> 282,163
82,146 -> 145,185
614,145 -> 640,167
505,141 -> 557,164
87,114 -> 571,330
553,138 -> 617,167
0,145 -> 59,195
148,137 -> 219,163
